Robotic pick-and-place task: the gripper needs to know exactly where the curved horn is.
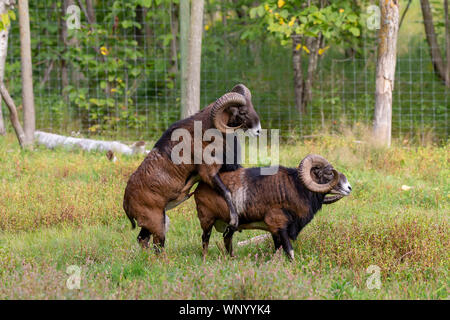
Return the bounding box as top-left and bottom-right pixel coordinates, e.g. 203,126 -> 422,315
210,92 -> 246,134
298,154 -> 339,193
231,83 -> 251,100
323,195 -> 344,204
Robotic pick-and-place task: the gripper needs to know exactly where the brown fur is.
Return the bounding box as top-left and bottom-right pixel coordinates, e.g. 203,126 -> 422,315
123,89 -> 260,251
194,166 -> 349,259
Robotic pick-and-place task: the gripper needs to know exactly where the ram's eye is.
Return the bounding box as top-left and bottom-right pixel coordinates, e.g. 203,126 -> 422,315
323,171 -> 333,178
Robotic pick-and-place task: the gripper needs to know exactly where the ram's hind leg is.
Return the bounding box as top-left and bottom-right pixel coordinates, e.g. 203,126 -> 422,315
197,205 -> 215,258
223,228 -> 235,257
271,233 -> 282,251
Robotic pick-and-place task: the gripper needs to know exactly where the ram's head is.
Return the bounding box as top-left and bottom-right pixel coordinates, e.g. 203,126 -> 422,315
210,84 -> 261,137
297,154 -> 352,202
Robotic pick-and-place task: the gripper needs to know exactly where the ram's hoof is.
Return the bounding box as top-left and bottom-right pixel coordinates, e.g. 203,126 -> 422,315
138,237 -> 150,249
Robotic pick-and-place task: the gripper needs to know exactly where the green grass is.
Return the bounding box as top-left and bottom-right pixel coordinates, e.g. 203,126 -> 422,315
0,131 -> 448,299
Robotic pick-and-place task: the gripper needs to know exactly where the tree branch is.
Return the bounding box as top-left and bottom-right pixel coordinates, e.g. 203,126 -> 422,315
0,83 -> 27,147
399,0 -> 412,30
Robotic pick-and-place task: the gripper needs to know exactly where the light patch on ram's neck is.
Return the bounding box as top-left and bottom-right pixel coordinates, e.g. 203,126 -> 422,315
248,121 -> 262,137
231,170 -> 248,215
232,186 -> 247,216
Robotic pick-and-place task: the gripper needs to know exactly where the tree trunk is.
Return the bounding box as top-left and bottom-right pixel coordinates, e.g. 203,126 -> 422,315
292,34 -> 305,114
250,41 -> 261,66
0,93 -> 4,135
221,0 -> 229,57
18,0 -> 35,146
0,83 -> 26,147
85,0 -> 96,25
303,35 -> 322,108
180,0 -> 190,118
445,0 -> 450,86
142,7 -> 152,56
0,0 -> 12,135
169,2 -> 179,77
222,1 -> 227,27
420,0 -> 448,86
60,0 -> 77,101
184,0 -> 204,118
399,0 -> 412,30
135,5 -> 145,47
373,0 -> 399,147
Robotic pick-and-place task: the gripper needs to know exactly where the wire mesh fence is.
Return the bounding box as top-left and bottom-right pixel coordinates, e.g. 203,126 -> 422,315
1,1 -> 448,142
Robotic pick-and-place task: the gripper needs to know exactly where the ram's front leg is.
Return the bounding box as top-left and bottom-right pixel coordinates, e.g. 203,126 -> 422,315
278,229 -> 294,261
212,174 -> 239,229
223,227 -> 235,257
197,165 -> 239,230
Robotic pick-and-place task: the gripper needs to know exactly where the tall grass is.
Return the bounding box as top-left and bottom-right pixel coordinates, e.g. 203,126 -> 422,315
0,129 -> 448,299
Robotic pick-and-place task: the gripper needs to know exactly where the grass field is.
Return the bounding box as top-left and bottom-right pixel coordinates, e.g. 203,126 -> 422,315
0,130 -> 448,299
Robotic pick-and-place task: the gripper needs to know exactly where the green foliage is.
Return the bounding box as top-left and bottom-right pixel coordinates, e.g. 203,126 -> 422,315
249,0 -> 365,48
2,0 -> 179,137
0,9 -> 16,31
61,1 -> 152,133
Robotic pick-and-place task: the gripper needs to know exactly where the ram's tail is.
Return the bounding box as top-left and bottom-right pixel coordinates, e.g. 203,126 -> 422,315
127,215 -> 136,229
123,199 -> 136,229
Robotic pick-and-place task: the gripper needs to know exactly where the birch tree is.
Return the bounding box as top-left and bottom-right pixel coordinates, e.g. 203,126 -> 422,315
60,0 -> 79,101
0,0 -> 12,135
0,0 -> 29,147
18,0 -> 35,145
184,0 -> 204,118
180,0 -> 190,118
373,0 -> 399,147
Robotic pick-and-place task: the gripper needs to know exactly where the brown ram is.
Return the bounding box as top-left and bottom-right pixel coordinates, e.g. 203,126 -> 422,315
194,154 -> 352,260
123,84 -> 261,251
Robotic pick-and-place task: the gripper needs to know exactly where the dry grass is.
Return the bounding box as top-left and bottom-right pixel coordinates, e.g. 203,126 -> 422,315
0,130 -> 448,299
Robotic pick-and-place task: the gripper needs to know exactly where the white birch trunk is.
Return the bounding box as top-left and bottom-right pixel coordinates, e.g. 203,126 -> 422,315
373,0 -> 399,147
184,0 -> 204,118
0,0 -> 13,135
180,0 -> 190,119
34,131 -> 149,155
18,0 -> 35,146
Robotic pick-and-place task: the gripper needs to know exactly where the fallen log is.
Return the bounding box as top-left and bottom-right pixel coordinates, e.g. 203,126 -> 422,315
237,234 -> 270,247
34,130 -> 148,155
